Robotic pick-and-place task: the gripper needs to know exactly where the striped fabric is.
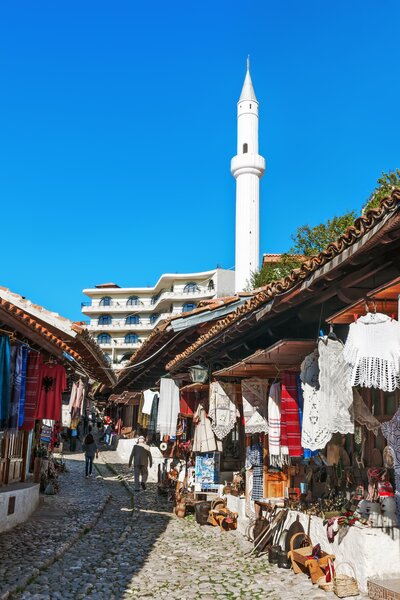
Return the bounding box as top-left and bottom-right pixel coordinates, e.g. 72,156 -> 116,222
280,372 -> 302,457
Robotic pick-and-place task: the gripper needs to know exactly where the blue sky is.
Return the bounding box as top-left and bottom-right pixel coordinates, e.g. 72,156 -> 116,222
1,1 -> 399,321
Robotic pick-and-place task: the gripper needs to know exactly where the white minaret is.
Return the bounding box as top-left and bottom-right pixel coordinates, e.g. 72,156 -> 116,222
231,58 -> 265,292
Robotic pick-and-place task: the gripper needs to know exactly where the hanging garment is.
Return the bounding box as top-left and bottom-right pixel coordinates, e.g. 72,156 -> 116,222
179,390 -> 199,417
281,372 -> 302,457
142,390 -> 155,415
246,442 -> 264,500
35,364 -> 67,421
0,335 -> 11,428
9,345 -> 22,429
208,381 -> 238,440
343,313 -> 400,392
157,378 -> 180,438
353,389 -> 381,435
21,352 -> 42,431
318,336 -> 354,435
192,403 -> 222,452
296,374 -> 318,459
381,407 -> 400,525
300,350 -> 332,451
268,382 -> 288,467
18,346 -> 28,427
241,378 -> 269,435
148,393 -> 159,436
69,379 -> 85,420
137,394 -> 150,429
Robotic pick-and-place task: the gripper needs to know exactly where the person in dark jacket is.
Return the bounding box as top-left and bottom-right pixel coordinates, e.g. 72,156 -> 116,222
82,433 -> 98,478
129,436 -> 153,491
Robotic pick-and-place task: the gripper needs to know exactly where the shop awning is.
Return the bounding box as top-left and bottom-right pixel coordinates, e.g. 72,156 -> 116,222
108,391 -> 141,405
212,339 -> 316,379
326,276 -> 400,324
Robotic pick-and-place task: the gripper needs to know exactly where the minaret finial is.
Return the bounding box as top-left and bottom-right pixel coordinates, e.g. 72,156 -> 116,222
247,55 -> 250,71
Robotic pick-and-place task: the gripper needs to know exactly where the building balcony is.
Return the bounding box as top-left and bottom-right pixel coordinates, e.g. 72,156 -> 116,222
85,312 -> 172,331
97,340 -> 142,349
81,289 -> 215,314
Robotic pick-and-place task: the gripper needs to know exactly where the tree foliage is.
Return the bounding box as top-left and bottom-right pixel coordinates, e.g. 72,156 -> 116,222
363,169 -> 400,213
249,170 -> 400,291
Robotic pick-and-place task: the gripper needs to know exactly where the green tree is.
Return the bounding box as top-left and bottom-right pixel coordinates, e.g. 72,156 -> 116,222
250,253 -> 302,289
290,211 -> 357,256
363,169 -> 400,213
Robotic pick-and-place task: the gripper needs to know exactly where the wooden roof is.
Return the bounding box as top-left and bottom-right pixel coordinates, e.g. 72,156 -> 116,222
327,276 -> 400,324
213,339 -> 316,379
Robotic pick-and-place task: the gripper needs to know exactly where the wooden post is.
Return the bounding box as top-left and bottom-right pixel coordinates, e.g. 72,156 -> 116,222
20,431 -> 30,483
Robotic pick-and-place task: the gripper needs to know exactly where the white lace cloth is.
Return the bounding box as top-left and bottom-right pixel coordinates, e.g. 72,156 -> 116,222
343,313 -> 400,392
318,337 -> 354,435
300,349 -> 332,451
209,381 -> 238,440
241,378 -> 269,435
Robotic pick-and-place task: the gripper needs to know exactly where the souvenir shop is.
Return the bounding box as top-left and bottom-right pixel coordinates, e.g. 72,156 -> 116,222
0,287 -> 113,531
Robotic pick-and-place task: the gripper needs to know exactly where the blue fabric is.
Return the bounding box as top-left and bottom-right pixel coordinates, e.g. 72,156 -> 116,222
247,442 -> 264,500
296,373 -> 318,459
0,336 -> 11,427
18,346 -> 28,427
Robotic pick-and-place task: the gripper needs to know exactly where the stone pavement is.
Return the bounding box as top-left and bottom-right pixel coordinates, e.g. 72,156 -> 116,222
2,449 -> 366,599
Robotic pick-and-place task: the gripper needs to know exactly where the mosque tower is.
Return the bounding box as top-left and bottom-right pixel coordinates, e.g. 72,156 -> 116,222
231,58 -> 265,291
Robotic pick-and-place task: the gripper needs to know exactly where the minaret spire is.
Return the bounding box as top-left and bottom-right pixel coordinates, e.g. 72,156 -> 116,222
231,60 -> 266,292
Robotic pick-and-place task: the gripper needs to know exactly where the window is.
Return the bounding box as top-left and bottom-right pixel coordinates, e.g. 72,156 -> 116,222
127,295 -> 141,306
182,303 -> 196,313
98,315 -> 112,325
97,333 -> 111,345
125,333 -> 139,344
99,296 -> 112,307
150,313 -> 160,325
208,279 -> 215,291
243,143 -> 248,154
126,315 -> 140,325
184,282 -> 200,294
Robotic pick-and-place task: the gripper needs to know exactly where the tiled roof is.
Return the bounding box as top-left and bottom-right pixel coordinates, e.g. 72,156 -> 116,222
0,287 -> 115,386
166,189 -> 400,371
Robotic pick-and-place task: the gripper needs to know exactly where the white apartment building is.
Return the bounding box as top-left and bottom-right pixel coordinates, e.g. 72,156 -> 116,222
81,268 -> 235,367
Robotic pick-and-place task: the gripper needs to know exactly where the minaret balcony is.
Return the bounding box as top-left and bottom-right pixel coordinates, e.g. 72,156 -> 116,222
231,153 -> 266,179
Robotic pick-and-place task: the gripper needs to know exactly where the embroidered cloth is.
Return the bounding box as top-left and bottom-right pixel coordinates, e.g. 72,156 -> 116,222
343,313 -> 400,392
300,349 -> 332,451
353,389 -> 381,435
209,381 -> 238,440
318,337 -> 354,435
280,372 -> 302,457
241,378 -> 269,434
381,407 -> 400,525
192,403 -> 222,452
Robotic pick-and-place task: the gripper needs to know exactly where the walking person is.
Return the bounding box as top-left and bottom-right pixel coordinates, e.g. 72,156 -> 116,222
82,431 -> 98,478
129,435 -> 152,491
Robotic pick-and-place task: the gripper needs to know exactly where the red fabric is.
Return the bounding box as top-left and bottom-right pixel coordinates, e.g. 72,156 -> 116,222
35,364 -> 67,421
280,371 -> 302,457
21,353 -> 43,431
180,391 -> 197,417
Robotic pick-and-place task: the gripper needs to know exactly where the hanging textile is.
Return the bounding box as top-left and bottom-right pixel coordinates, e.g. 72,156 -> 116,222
318,336 -> 354,435
21,352 -> 42,431
343,313 -> 400,392
280,372 -> 302,457
157,378 -> 180,438
137,394 -> 150,429
35,364 -> 67,421
9,345 -> 22,429
353,389 -> 381,435
246,442 -> 264,500
208,381 -> 238,440
300,350 -> 332,452
192,403 -> 222,452
268,382 -> 288,467
381,407 -> 400,525
69,379 -> 85,420
0,335 -> 11,428
148,393 -> 159,436
241,378 -> 269,435
180,390 -> 198,417
18,346 -> 28,427
142,390 -> 155,415
296,374 -> 318,459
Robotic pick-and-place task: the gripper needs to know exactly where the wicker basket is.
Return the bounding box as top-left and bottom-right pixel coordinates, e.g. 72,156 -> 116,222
333,562 -> 359,598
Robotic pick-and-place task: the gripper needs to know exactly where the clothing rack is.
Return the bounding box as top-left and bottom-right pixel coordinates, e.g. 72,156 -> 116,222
0,327 -> 41,354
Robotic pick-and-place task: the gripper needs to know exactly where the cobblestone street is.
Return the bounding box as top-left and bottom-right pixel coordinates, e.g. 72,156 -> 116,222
0,452 -> 364,600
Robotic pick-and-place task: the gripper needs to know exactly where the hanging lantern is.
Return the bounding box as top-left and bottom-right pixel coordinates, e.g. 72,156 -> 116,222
188,364 -> 208,384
